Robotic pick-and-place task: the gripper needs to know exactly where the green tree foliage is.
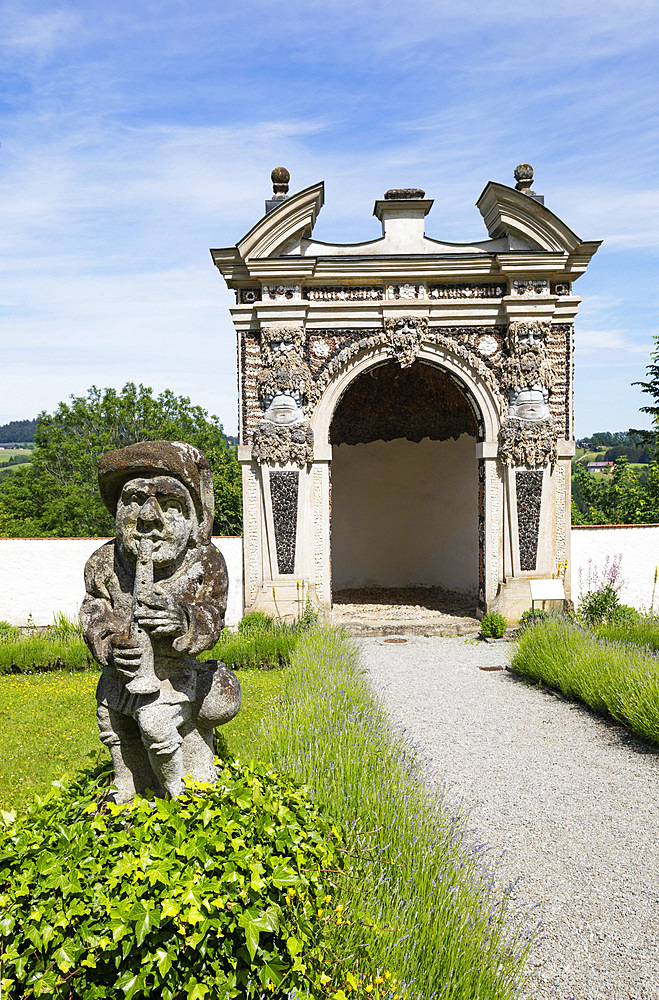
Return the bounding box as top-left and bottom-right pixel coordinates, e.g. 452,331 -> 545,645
602,443 -> 649,463
632,335 -> 659,456
0,384 -> 242,537
572,457 -> 659,524
0,418 -> 37,443
576,430 -> 648,462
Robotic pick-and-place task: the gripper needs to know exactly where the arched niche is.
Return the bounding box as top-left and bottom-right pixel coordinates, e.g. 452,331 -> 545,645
328,359 -> 483,597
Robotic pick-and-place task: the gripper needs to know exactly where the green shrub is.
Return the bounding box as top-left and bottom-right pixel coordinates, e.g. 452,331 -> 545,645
0,621 -> 18,639
200,630 -> 298,671
294,598 -> 319,632
518,609 -> 550,630
238,612 -> 276,635
0,758 -> 342,999
595,612 -> 659,651
608,603 -> 639,624
577,584 -> 620,624
201,609 -> 320,671
51,611 -> 84,641
480,612 -> 507,639
0,630 -> 95,675
511,616 -> 659,745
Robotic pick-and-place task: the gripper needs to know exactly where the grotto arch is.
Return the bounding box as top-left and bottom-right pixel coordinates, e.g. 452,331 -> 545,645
328,357 -> 483,601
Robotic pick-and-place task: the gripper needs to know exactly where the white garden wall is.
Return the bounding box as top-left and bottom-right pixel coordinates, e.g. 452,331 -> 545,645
571,525 -> 659,611
3,525 -> 659,626
0,537 -> 244,628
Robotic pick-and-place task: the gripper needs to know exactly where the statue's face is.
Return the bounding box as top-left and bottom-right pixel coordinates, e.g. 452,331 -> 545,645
517,329 -> 542,349
509,385 -> 550,422
395,319 -> 415,337
270,337 -> 294,355
116,475 -> 195,567
263,392 -> 304,426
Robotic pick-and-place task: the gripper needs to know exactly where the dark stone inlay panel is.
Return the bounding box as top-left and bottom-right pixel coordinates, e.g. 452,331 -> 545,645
270,471 -> 299,575
478,458 -> 486,612
330,361 -> 478,446
566,324 -> 573,438
516,471 -> 543,571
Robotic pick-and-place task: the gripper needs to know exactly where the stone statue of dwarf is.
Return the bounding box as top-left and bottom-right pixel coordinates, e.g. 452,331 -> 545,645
80,440 -> 240,803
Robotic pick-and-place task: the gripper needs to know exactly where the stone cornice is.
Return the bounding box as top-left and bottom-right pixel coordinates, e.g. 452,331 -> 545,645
228,295 -> 581,332
477,182 -> 584,253
237,182 -> 324,260
220,252 -> 596,288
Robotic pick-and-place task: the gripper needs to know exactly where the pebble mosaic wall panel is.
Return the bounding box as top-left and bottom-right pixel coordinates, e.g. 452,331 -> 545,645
516,471 -> 543,571
270,471 -> 299,575
330,361 -> 478,446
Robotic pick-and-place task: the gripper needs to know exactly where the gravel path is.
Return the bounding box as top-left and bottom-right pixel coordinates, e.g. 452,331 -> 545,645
359,635 -> 659,1000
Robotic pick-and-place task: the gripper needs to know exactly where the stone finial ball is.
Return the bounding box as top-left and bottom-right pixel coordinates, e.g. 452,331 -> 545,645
271,167 -> 290,185
514,163 -> 534,182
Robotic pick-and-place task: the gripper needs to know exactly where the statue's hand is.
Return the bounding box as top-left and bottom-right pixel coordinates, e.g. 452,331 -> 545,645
134,599 -> 186,637
110,634 -> 143,671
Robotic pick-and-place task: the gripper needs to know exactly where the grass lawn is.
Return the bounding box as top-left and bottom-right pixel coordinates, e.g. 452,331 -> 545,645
0,667 -> 283,812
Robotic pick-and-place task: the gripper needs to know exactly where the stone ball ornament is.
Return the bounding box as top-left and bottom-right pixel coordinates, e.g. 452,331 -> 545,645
80,440 -> 241,803
514,163 -> 535,195
271,166 -> 290,196
478,334 -> 498,357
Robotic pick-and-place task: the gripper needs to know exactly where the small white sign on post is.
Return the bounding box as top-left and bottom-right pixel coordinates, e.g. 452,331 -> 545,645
529,578 -> 566,612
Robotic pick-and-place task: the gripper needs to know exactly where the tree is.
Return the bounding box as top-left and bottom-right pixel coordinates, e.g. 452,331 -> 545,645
0,418 -> 37,443
0,384 -> 242,537
632,335 -> 659,457
571,456 -> 659,525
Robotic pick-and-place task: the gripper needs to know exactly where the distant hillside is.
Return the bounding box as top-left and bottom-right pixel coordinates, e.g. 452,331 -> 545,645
0,419 -> 37,444
0,417 -> 237,448
575,430 -> 650,465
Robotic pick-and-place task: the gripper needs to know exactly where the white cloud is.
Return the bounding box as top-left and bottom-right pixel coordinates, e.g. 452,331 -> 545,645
0,0 -> 657,435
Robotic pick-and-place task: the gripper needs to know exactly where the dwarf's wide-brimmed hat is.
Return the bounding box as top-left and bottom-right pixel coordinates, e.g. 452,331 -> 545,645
97,440 -> 214,544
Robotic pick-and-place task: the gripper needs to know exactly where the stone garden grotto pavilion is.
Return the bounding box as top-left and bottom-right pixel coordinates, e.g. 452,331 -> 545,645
211,166 -> 600,621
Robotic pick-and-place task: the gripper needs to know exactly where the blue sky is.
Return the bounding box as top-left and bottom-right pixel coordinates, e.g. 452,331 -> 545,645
1,0 -> 658,437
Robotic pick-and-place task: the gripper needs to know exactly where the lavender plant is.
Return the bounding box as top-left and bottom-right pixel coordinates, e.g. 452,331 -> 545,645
511,616 -> 659,745
259,628 -> 532,999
